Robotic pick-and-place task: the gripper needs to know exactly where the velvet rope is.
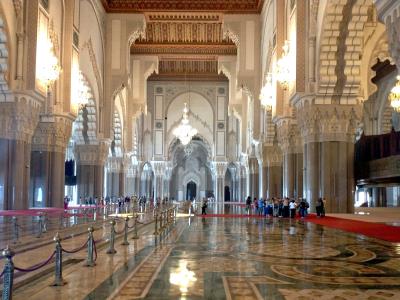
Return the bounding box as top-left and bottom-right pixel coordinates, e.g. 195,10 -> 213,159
14,251 -> 56,272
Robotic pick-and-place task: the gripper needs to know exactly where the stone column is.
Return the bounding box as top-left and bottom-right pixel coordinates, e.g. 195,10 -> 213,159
0,95 -> 42,210
320,141 -> 355,213
74,140 -> 110,200
236,171 -> 242,202
107,157 -> 124,198
248,157 -> 259,198
152,161 -> 166,204
213,162 -> 227,202
276,118 -> 302,199
258,160 -> 264,198
263,145 -> 283,199
297,102 -> 361,213
30,114 -> 74,208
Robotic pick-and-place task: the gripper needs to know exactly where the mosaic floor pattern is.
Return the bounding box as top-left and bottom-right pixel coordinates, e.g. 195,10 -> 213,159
109,216 -> 400,299
11,210 -> 400,300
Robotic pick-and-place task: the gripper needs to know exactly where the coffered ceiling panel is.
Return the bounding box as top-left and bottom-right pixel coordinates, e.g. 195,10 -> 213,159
102,0 -> 263,14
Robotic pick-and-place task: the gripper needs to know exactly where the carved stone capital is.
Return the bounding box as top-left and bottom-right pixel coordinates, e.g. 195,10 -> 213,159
32,114 -> 74,153
296,102 -> 362,144
151,160 -> 167,177
262,145 -> 283,167
212,161 -> 227,178
0,92 -> 43,142
106,157 -> 124,173
75,139 -> 110,166
275,117 -> 302,154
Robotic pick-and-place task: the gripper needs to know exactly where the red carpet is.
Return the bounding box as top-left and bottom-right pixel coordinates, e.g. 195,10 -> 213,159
197,213 -> 400,242
305,214 -> 400,243
197,214 -> 267,218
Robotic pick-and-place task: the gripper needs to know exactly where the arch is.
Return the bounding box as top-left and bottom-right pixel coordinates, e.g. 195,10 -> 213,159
72,74 -> 98,144
317,0 -> 374,101
166,91 -> 214,149
0,15 -> 9,94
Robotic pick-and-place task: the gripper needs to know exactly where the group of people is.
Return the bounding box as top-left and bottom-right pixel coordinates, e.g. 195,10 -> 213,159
245,196 -> 326,218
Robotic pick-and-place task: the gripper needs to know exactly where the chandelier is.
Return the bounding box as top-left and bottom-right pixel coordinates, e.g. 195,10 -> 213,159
173,103 -> 198,146
36,33 -> 61,87
72,66 -> 90,111
259,73 -> 274,111
389,75 -> 400,112
276,40 -> 294,90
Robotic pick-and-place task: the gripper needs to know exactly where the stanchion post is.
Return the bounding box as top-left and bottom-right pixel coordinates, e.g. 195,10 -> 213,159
154,210 -> 158,235
132,213 -> 139,240
86,227 -> 95,267
12,217 -> 18,244
121,217 -> 129,246
2,246 -> 15,300
51,233 -> 66,286
36,213 -> 43,238
106,219 -> 117,254
43,213 -> 48,233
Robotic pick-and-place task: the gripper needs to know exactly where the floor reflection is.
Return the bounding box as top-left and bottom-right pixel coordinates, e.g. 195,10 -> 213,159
106,204 -> 400,299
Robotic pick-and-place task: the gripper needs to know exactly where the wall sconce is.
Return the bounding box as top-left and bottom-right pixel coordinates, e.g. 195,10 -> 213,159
389,75 -> 400,112
260,73 -> 274,111
276,40 -> 294,90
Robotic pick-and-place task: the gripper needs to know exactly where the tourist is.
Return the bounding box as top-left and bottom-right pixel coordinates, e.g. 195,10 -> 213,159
283,198 -> 290,218
299,199 -> 307,218
258,198 -> 264,215
316,198 -> 325,217
201,198 -> 208,215
245,196 -> 252,214
289,200 -> 297,218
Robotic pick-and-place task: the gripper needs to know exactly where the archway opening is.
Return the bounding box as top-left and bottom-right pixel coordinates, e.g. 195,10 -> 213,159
186,181 -> 197,201
224,186 -> 231,202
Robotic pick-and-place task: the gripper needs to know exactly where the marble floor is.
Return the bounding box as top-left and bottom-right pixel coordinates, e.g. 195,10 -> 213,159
8,204 -> 400,300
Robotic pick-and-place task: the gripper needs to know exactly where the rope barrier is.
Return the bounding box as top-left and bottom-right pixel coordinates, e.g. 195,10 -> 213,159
61,239 -> 88,254
13,251 -> 56,272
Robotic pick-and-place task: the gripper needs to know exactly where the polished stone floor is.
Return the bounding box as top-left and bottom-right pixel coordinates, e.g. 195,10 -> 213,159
10,204 -> 400,300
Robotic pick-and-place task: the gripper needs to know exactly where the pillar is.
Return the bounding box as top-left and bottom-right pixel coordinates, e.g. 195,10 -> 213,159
213,162 -> 227,202
30,115 -> 73,208
0,96 -> 42,210
75,141 -> 109,200
320,141 -> 355,213
305,142 -> 319,212
152,161 -> 166,203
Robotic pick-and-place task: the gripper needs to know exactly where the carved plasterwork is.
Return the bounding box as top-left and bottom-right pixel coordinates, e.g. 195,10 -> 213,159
81,38 -> 104,101
34,121 -> 69,151
275,117 -> 302,154
151,160 -> 167,177
32,114 -> 74,153
102,0 -> 263,14
0,15 -> 10,94
263,145 -> 282,167
296,100 -> 363,144
212,161 -> 227,178
74,139 -> 110,165
0,93 -> 42,142
131,13 -> 237,57
318,0 -> 374,102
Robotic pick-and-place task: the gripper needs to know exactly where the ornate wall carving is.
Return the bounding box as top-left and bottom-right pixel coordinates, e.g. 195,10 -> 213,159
32,114 -> 74,153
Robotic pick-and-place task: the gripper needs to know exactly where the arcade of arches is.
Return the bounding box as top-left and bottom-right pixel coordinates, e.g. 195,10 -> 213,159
1,0 -> 400,211
1,0 -> 400,298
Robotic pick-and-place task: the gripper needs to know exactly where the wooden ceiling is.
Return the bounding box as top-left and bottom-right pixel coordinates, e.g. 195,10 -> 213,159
102,1 -> 262,78
102,0 -> 263,14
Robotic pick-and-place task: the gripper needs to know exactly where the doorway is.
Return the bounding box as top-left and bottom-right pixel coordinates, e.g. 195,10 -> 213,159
224,186 -> 231,202
186,181 -> 197,200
